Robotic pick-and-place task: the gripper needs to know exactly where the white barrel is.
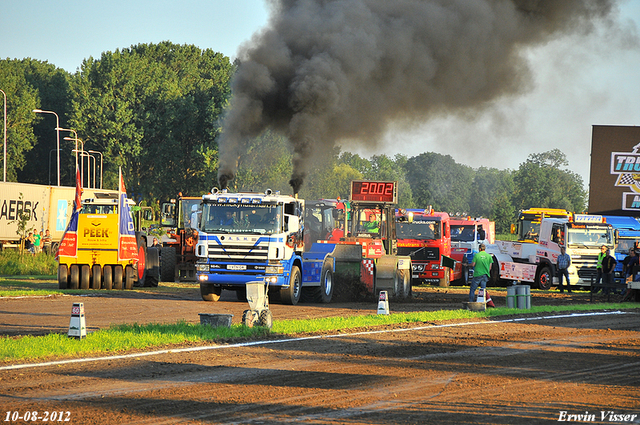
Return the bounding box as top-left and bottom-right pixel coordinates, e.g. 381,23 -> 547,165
515,284 -> 531,309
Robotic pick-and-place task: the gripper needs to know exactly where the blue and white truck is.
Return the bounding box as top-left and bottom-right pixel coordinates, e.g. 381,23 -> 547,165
602,215 -> 640,283
194,188 -> 335,305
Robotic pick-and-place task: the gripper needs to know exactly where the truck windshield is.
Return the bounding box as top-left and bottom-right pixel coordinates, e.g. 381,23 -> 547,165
81,204 -> 117,214
566,226 -> 613,247
451,225 -> 475,242
616,238 -> 639,254
397,220 -> 440,240
519,219 -> 540,242
200,203 -> 282,234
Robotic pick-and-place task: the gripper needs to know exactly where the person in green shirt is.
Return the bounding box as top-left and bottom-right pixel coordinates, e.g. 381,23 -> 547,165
469,243 -> 493,302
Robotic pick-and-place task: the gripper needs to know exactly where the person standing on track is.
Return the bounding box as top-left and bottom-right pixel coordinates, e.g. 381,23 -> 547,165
557,246 -> 572,293
469,243 -> 493,302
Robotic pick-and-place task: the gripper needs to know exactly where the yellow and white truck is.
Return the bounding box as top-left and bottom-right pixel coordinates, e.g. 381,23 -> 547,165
56,172 -> 159,290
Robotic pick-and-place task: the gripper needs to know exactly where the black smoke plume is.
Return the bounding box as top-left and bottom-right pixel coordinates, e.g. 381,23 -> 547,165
217,0 -> 619,192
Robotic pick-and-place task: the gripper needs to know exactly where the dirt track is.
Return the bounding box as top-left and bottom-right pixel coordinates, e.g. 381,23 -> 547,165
0,285 -> 638,424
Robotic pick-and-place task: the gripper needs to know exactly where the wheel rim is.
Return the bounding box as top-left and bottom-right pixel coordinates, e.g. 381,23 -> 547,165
324,270 -> 332,296
137,245 -> 146,280
293,272 -> 301,298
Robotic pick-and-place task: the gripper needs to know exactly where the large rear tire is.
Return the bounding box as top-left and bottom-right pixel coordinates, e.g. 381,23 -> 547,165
201,283 -> 222,302
144,247 -> 160,287
397,268 -> 411,299
136,235 -> 147,286
258,309 -> 273,329
160,246 -> 177,283
280,266 -> 301,305
80,265 -> 90,290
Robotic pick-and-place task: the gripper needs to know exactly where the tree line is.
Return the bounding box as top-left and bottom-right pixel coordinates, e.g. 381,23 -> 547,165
0,42 -> 586,232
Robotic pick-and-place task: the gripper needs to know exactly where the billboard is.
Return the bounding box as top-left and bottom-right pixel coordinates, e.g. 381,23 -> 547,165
589,125 -> 640,216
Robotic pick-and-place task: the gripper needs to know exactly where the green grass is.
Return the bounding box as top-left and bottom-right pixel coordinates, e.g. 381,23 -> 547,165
0,251 -> 57,276
1,302 -> 638,364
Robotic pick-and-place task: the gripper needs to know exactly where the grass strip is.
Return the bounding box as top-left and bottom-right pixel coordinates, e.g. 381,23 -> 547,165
0,303 -> 637,363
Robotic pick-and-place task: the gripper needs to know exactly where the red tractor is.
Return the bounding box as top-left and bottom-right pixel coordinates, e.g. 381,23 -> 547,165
159,194 -> 202,282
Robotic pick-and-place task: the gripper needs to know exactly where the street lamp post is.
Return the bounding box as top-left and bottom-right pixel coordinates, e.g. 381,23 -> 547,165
56,127 -> 78,168
65,137 -> 84,187
48,148 -> 60,185
88,150 -> 103,189
33,109 -> 60,186
1,89 -> 6,182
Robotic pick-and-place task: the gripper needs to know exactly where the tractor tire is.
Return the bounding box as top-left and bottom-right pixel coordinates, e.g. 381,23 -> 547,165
58,264 -> 68,289
280,266 -> 301,305
69,265 -> 79,289
160,246 -> 177,283
144,247 -> 160,287
397,268 -> 412,299
91,265 -> 101,289
103,266 -> 113,290
200,283 -> 222,302
113,266 -> 123,290
125,265 -> 135,290
136,235 -> 147,287
315,259 -> 334,303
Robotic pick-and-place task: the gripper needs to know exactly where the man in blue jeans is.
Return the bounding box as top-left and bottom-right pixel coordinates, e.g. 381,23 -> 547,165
469,243 -> 493,302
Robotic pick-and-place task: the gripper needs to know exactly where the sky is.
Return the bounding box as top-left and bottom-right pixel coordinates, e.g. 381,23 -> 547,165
2,0 -> 640,189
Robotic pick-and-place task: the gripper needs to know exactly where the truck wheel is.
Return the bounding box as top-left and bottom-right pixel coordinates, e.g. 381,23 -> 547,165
242,309 -> 255,327
201,283 -> 221,301
438,268 -> 450,287
114,266 -> 123,290
69,265 -> 79,289
280,266 -> 301,305
125,265 -> 135,290
58,264 -> 68,289
91,265 -> 101,289
536,266 -> 552,290
160,246 -> 177,283
315,260 -> 334,303
103,266 -> 113,290
144,247 -> 160,287
258,309 -> 273,329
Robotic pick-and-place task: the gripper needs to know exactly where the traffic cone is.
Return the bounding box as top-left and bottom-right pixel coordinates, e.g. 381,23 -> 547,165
486,290 -> 495,308
68,302 -> 86,339
377,291 -> 390,315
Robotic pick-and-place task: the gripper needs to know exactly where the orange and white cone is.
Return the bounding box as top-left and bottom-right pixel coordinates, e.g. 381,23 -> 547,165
486,290 -> 495,308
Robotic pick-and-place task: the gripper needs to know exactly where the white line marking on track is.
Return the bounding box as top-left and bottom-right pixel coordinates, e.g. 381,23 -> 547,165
0,310 -> 629,371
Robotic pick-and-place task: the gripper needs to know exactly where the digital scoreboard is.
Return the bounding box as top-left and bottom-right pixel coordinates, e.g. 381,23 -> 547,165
350,180 -> 397,204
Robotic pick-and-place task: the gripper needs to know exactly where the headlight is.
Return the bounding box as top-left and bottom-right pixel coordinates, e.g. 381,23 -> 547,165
196,264 -> 209,272
266,265 -> 284,274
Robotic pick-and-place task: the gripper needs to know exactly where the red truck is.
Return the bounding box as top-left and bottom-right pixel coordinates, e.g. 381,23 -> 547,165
396,209 -> 463,287
449,216 -> 495,284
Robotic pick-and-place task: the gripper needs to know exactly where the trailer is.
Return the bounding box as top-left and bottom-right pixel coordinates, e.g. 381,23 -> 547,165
0,181 -> 118,251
